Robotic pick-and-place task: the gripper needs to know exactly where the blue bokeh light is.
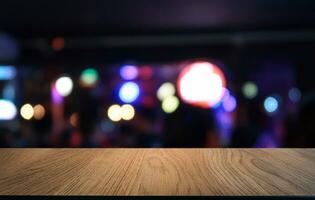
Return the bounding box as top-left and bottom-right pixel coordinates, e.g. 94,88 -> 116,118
288,87 -> 301,103
3,83 -> 15,100
264,96 -> 279,113
0,66 -> 16,80
118,82 -> 140,103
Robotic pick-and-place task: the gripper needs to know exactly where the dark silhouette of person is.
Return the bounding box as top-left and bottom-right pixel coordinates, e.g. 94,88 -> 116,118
230,98 -> 260,147
162,102 -> 219,147
284,93 -> 315,147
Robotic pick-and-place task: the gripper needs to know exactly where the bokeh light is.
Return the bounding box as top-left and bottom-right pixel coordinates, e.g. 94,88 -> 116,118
121,104 -> 135,120
157,82 -> 176,101
20,103 -> 34,120
120,65 -> 139,80
288,87 -> 301,103
80,68 -> 99,87
222,96 -> 237,112
3,83 -> 15,100
242,81 -> 258,99
0,99 -> 17,120
55,76 -> 73,97
221,88 -> 230,102
177,61 -> 226,108
119,82 -> 140,103
33,104 -> 45,120
51,84 -> 63,104
51,37 -> 65,51
70,113 -> 78,127
139,66 -> 153,79
0,66 -> 16,80
264,96 -> 279,113
162,96 -> 179,113
107,104 -> 122,122
212,88 -> 230,109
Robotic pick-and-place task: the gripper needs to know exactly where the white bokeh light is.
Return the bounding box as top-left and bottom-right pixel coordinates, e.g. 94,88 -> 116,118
107,104 -> 122,122
177,62 -> 226,108
118,82 -> 140,103
0,99 -> 17,120
20,103 -> 34,120
121,104 -> 135,120
55,76 -> 73,97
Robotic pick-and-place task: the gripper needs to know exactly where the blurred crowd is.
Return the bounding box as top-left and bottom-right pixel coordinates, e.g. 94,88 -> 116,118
0,63 -> 314,148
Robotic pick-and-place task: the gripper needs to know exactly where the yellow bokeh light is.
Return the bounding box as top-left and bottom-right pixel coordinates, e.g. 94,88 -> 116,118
121,104 -> 135,120
162,96 -> 179,113
107,104 -> 122,122
33,104 -> 45,120
157,82 -> 176,101
20,103 -> 34,120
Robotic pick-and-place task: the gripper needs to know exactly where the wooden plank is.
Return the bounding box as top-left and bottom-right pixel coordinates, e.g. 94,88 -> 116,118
0,148 -> 315,195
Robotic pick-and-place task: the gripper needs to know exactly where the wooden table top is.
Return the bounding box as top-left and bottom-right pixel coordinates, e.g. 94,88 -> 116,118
0,148 -> 315,196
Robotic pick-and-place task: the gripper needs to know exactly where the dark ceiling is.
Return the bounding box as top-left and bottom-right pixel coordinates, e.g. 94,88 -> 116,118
1,0 -> 315,66
1,0 -> 315,37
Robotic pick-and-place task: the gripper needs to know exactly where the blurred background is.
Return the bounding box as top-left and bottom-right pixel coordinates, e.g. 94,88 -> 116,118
0,0 -> 315,147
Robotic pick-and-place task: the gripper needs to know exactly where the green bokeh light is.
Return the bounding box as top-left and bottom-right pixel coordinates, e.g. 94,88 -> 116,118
242,81 -> 258,99
80,68 -> 99,86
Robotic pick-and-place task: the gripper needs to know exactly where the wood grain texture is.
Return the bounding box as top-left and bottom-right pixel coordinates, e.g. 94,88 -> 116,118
0,148 -> 315,196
